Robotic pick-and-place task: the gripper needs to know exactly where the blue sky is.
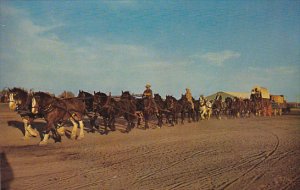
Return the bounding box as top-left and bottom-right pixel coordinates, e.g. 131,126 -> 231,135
1,0 -> 299,101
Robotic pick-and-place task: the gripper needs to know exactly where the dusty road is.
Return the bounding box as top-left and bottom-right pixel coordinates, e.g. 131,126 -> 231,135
1,103 -> 300,190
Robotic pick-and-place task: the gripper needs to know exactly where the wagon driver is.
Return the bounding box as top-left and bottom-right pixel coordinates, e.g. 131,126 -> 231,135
185,88 -> 195,110
143,83 -> 158,113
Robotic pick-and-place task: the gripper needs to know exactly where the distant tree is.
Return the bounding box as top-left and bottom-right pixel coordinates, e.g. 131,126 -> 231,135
58,91 -> 75,98
0,88 -> 9,103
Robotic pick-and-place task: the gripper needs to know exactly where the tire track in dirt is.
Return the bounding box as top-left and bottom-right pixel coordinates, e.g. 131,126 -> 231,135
132,149 -> 217,186
243,149 -> 299,190
219,130 -> 280,190
165,129 -> 281,190
280,175 -> 300,190
28,136 -> 176,190
166,150 -> 270,190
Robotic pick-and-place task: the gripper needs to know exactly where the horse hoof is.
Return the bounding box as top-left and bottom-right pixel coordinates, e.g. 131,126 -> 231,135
39,141 -> 48,146
27,129 -> 38,137
71,135 -> 77,140
57,127 -> 65,136
77,136 -> 84,140
22,136 -> 30,140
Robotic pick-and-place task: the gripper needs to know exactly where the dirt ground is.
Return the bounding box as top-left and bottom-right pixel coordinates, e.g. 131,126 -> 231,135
1,103 -> 300,190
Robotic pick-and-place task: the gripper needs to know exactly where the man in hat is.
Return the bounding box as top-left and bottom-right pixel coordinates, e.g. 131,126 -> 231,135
185,88 -> 194,110
143,84 -> 153,98
143,83 -> 158,113
200,94 -> 205,102
215,92 -> 222,102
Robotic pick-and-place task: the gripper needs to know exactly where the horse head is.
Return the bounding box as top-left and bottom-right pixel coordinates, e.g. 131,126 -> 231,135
165,95 -> 175,110
121,91 -> 131,100
93,91 -> 109,110
8,87 -> 29,111
31,91 -> 54,114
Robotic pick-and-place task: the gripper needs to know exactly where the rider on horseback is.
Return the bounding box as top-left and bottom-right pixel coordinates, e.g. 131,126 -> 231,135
200,94 -> 206,102
185,88 -> 194,110
215,92 -> 222,102
143,83 -> 158,113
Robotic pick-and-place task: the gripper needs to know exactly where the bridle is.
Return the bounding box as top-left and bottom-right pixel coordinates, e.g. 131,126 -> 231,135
93,94 -> 111,111
32,96 -> 56,114
166,97 -> 175,110
9,93 -> 23,110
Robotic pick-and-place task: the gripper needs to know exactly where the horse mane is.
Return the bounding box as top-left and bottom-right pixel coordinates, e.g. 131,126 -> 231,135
154,93 -> 163,100
10,87 -> 28,95
121,91 -> 134,101
94,91 -> 107,98
34,91 -> 54,98
78,90 -> 93,97
166,95 -> 177,101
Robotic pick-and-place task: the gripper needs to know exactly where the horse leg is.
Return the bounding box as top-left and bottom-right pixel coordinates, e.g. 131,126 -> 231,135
144,114 -> 149,129
181,111 -> 184,124
156,113 -> 162,128
109,115 -> 116,131
169,113 -> 174,126
70,117 -> 78,140
90,115 -> 98,130
51,127 -> 61,143
77,120 -> 85,140
22,118 -> 38,139
39,123 -> 53,146
22,118 -> 31,140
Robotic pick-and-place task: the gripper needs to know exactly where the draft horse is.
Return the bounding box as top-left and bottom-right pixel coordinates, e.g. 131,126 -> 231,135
78,90 -> 99,130
178,94 -> 195,123
8,88 -> 40,139
165,95 -> 183,125
32,92 -> 86,145
137,96 -> 162,129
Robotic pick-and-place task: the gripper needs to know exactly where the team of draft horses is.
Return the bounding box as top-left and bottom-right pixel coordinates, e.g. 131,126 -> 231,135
7,86 -> 269,146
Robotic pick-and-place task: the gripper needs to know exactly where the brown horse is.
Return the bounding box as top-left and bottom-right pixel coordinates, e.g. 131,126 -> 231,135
154,93 -> 169,125
32,92 -> 86,145
8,88 -> 40,139
93,91 -> 137,134
133,95 -> 162,129
178,94 -> 195,123
119,91 -> 138,132
77,90 -> 99,131
93,91 -> 116,134
165,95 -> 184,125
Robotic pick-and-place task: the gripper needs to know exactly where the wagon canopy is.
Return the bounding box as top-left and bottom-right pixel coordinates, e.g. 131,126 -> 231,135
252,86 -> 270,99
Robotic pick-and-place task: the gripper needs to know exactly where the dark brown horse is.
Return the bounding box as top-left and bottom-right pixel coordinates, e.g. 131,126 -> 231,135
133,95 -> 162,129
142,96 -> 162,129
193,98 -> 200,121
224,97 -> 234,118
212,99 -> 223,119
77,90 -> 98,131
32,92 -> 86,145
165,95 -> 183,125
8,88 -> 40,139
119,91 -> 137,132
93,91 -> 137,134
93,91 -> 116,134
178,94 -> 195,123
154,93 -> 169,125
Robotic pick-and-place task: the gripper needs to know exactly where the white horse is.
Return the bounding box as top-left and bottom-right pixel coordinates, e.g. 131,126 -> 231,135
200,98 -> 212,120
